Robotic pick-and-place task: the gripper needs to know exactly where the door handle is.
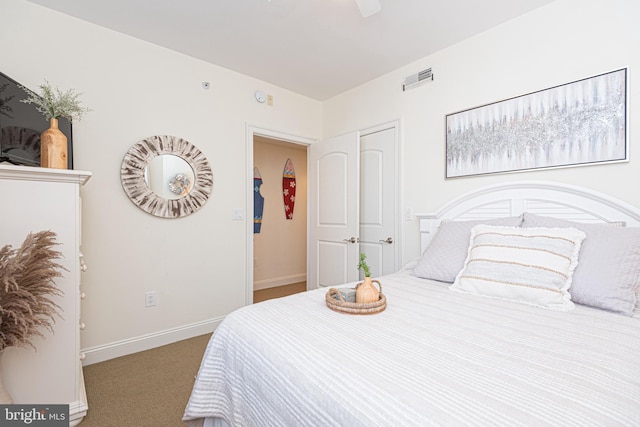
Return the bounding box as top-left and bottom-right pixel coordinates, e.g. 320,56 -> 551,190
379,237 -> 393,244
343,237 -> 358,244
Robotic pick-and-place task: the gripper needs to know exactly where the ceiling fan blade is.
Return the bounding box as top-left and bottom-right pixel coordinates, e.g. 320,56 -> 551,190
355,0 -> 381,18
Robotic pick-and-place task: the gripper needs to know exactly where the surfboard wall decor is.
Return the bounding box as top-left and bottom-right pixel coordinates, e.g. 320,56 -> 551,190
253,166 -> 264,233
282,158 -> 296,220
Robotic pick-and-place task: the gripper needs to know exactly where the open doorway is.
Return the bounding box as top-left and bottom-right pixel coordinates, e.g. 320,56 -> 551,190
252,135 -> 308,303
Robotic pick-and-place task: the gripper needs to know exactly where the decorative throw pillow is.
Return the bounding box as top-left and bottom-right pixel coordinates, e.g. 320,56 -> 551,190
450,224 -> 586,311
522,213 -> 640,316
414,216 -> 523,283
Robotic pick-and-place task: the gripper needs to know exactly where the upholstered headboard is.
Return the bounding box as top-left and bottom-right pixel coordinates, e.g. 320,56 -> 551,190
416,181 -> 640,253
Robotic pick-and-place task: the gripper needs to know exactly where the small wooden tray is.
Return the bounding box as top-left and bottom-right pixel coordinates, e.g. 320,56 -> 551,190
325,283 -> 386,315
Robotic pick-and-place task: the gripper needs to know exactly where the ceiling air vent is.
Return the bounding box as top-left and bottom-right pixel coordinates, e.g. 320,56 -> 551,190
402,68 -> 433,91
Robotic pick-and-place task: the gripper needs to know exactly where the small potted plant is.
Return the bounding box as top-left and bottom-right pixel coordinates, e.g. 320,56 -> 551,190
356,253 -> 379,304
357,252 -> 371,278
21,80 -> 90,169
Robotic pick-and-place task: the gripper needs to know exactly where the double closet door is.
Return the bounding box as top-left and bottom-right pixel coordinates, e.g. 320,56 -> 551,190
308,124 -> 398,288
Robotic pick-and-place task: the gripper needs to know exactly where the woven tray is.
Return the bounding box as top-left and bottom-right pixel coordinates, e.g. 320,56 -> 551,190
325,281 -> 386,315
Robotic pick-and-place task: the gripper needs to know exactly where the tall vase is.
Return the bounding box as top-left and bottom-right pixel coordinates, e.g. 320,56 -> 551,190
0,353 -> 13,404
40,118 -> 68,169
356,276 -> 380,304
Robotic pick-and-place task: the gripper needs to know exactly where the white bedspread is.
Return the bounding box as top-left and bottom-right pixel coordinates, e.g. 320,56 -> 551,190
183,269 -> 640,426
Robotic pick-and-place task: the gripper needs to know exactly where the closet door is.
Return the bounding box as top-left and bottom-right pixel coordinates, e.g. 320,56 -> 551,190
359,127 -> 397,278
308,132 -> 360,288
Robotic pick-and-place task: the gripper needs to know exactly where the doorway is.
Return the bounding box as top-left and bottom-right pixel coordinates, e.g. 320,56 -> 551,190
252,136 -> 308,302
245,125 -> 317,305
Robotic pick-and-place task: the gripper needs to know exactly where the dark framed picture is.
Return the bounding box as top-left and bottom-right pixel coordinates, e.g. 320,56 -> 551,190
446,68 -> 627,178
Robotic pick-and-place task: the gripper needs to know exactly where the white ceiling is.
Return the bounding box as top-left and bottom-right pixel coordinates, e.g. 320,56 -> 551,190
25,0 -> 555,101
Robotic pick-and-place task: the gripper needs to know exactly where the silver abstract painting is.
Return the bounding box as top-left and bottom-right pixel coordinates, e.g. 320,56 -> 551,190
446,68 -> 627,178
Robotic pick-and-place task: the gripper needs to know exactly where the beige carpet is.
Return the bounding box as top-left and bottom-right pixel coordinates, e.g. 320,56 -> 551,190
81,285 -> 303,426
81,333 -> 211,427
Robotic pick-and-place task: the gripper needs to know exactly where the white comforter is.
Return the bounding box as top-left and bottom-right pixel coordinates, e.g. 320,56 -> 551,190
183,268 -> 640,426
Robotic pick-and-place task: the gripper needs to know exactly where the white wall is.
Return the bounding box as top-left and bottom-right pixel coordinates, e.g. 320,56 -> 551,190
323,0 -> 640,264
1,0 -> 322,363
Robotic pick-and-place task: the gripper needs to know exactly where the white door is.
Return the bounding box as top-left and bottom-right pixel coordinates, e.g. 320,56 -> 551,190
308,131 -> 360,289
359,127 -> 397,279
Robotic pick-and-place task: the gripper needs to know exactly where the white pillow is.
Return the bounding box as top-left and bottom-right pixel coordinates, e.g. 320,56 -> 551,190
522,213 -> 640,316
450,225 -> 586,311
414,216 -> 523,283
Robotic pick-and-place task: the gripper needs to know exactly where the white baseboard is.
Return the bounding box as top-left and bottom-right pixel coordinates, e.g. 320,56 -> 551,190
81,316 -> 224,366
253,273 -> 306,291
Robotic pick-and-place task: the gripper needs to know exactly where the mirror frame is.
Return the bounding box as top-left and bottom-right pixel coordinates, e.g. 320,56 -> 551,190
120,135 -> 213,218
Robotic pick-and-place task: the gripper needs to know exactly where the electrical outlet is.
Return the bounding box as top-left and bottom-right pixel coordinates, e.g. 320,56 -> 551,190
145,291 -> 157,307
267,94 -> 274,106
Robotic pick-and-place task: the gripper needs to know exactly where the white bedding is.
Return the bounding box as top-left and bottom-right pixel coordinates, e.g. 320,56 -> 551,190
183,267 -> 640,426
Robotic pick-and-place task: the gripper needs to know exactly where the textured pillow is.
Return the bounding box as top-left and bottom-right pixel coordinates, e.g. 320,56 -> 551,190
450,225 -> 586,311
522,213 -> 640,315
414,216 -> 523,283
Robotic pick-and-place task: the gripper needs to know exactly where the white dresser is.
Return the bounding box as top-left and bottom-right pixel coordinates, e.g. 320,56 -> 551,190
0,164 -> 91,426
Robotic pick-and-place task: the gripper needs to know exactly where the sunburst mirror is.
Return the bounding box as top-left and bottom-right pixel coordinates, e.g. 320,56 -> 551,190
121,135 -> 213,218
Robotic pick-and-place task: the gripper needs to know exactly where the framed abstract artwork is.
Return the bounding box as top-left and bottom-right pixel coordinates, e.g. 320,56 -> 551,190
445,68 -> 627,178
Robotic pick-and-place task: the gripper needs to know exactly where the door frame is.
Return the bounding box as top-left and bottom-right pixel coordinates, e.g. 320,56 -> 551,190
245,124 -> 317,305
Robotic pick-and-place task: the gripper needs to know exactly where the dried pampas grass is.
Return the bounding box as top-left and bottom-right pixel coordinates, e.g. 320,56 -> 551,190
0,231 -> 66,352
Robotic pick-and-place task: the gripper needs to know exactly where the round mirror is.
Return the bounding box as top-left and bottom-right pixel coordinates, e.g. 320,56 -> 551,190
144,154 -> 195,200
121,135 -> 213,218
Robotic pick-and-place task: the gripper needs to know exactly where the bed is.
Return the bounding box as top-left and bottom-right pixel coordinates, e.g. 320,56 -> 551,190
183,181 -> 640,427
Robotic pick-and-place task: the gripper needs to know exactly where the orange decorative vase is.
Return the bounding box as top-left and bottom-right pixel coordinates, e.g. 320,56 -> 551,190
40,118 -> 68,169
356,276 -> 380,304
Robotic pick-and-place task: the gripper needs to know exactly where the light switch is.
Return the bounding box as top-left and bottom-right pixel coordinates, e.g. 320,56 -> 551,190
404,207 -> 413,221
232,208 -> 245,220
